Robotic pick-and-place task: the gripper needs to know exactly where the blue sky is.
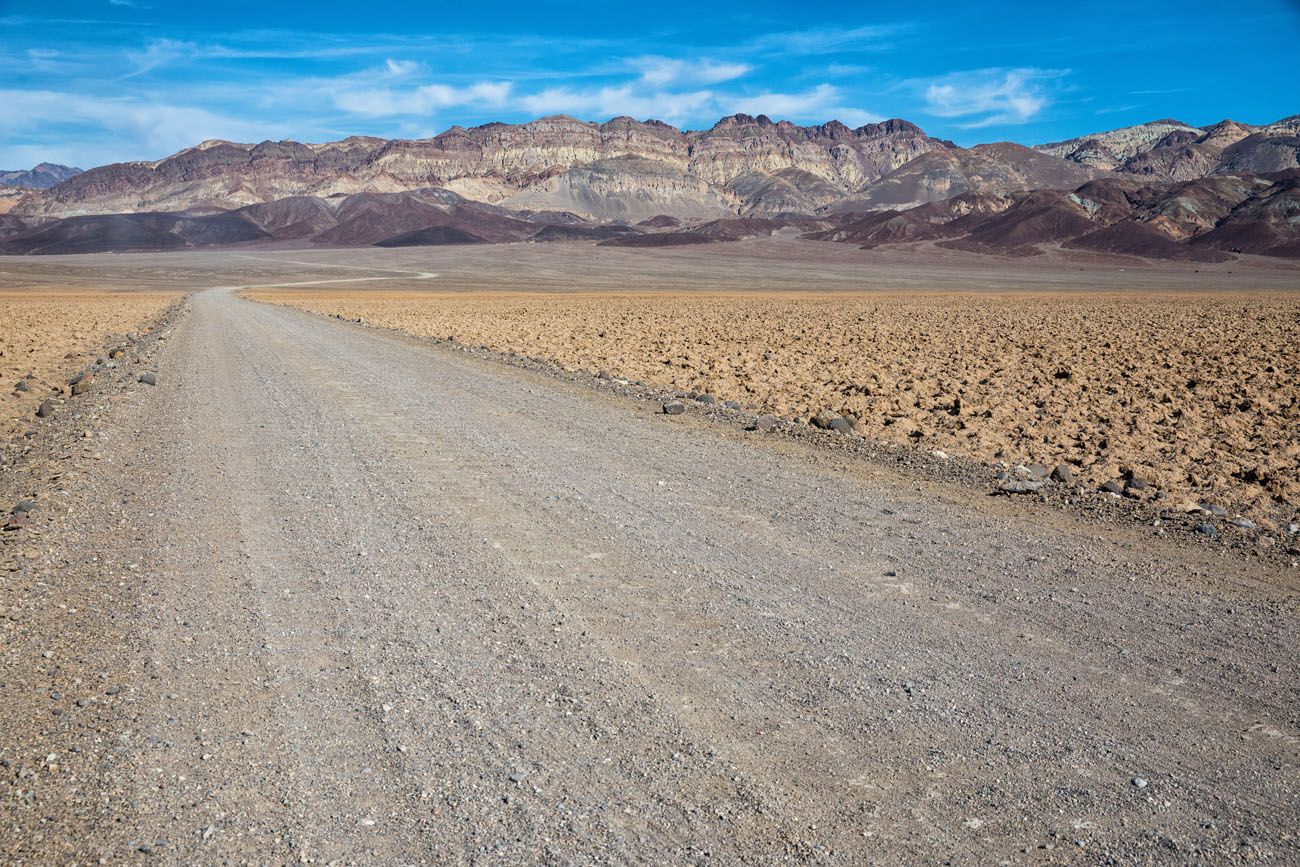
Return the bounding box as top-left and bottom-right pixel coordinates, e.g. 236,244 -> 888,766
2,0 -> 1297,169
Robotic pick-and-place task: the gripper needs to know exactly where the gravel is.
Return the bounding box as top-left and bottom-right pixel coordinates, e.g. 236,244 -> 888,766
1,286 -> 1295,864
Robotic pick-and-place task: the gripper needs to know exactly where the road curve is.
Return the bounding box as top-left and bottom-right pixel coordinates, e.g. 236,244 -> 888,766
3,287 -> 1297,865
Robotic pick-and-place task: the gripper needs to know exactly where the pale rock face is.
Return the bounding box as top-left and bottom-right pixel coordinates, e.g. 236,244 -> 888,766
15,114 -> 947,218
1038,120 -> 1204,164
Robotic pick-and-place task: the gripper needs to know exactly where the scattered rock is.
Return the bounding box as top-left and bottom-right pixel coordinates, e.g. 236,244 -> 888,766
13,380 -> 29,393
827,417 -> 856,435
1199,502 -> 1229,517
752,413 -> 779,432
999,480 -> 1044,495
1194,523 -> 1218,538
696,393 -> 716,405
1100,479 -> 1124,495
1050,464 -> 1075,484
138,372 -> 158,386
1231,518 -> 1255,530
71,374 -> 95,396
662,400 -> 686,415
810,410 -> 839,430
35,400 -> 55,418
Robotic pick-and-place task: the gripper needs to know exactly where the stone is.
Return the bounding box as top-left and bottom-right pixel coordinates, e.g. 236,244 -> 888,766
13,500 -> 38,513
1132,777 -> 1148,789
662,400 -> 686,415
1194,523 -> 1218,538
1024,464 -> 1050,481
1050,464 -> 1075,484
827,417 -> 855,434
999,480 -> 1044,495
35,400 -> 55,418
810,410 -> 838,430
1231,518 -> 1255,530
138,373 -> 158,386
597,370 -> 611,380
1125,476 -> 1150,491
13,380 -> 29,393
752,413 -> 779,431
71,374 -> 95,396
1199,502 -> 1229,517
723,400 -> 741,410
696,393 -> 716,405
1100,479 -> 1124,495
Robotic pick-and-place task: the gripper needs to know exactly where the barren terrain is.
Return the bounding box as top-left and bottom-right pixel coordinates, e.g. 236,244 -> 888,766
0,289 -> 180,437
1,242 -> 1298,864
248,250 -> 1300,522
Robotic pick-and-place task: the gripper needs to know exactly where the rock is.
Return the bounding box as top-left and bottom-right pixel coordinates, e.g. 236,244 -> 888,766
597,370 -> 611,380
999,480 -> 1044,495
1288,523 -> 1300,536
1194,523 -> 1218,538
662,400 -> 686,415
1125,476 -> 1150,491
1100,479 -> 1124,495
1199,502 -> 1229,517
13,380 -> 29,393
4,512 -> 29,531
71,374 -> 95,396
723,400 -> 741,410
1024,463 -> 1050,481
696,393 -> 716,405
1132,777 -> 1149,789
1050,464 -> 1075,484
810,410 -> 838,430
752,413 -> 779,431
138,373 -> 158,386
827,417 -> 856,434
35,400 -> 55,418
1231,518 -> 1255,530
930,450 -> 950,460
108,347 -> 125,359
13,500 -> 37,513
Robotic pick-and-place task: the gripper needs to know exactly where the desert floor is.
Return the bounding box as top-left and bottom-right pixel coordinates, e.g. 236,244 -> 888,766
1,239 -> 1297,863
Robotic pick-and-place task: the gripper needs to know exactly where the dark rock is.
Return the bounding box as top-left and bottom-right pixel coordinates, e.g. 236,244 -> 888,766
1125,476 -> 1150,491
1050,464 -> 1075,484
1100,479 -> 1124,494
999,480 -> 1044,495
71,374 -> 95,396
696,393 -> 716,405
662,400 -> 686,415
723,400 -> 741,410
827,417 -> 856,434
1199,502 -> 1229,517
811,410 -> 839,430
1194,523 -> 1218,538
597,370 -> 611,380
13,380 -> 29,393
138,373 -> 157,386
752,413 -> 779,431
13,500 -> 37,513
35,400 -> 55,418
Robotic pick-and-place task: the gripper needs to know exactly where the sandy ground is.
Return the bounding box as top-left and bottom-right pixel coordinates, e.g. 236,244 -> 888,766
1,288 -> 1296,864
248,287 -> 1300,524
0,289 -> 181,438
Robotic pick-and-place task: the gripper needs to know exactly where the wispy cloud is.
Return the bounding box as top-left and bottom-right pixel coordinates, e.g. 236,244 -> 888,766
727,84 -> 880,127
747,24 -> 903,55
922,68 -> 1065,127
631,56 -> 751,87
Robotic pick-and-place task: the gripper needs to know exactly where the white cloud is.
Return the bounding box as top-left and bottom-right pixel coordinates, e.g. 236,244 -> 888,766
124,38 -> 197,76
747,25 -> 900,55
0,89 -> 276,164
632,56 -> 751,87
518,84 -> 716,124
727,84 -> 881,127
331,81 -> 513,117
923,68 -> 1063,127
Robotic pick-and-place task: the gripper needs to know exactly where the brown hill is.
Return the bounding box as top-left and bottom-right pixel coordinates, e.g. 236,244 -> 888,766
14,115 -> 950,220
826,143 -> 1105,212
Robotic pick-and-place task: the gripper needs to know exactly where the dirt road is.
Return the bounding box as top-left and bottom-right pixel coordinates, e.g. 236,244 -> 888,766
3,286 -> 1297,865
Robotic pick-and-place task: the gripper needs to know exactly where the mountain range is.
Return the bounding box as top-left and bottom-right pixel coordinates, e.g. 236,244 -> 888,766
0,162 -> 82,190
1,113 -> 1297,259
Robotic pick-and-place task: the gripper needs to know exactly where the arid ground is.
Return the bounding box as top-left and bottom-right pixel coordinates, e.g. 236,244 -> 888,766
0,290 -> 180,438
2,239 -> 1298,864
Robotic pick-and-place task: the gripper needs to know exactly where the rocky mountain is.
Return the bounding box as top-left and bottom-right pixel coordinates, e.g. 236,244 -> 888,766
1035,117 -> 1300,181
0,162 -> 82,190
0,188 -> 577,255
12,115 -> 952,220
806,170 -> 1300,260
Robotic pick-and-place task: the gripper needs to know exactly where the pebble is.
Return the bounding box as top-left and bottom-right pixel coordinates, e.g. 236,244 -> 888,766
14,380 -> 29,393
71,374 -> 95,396
36,400 -> 55,418
1023,464 -> 1049,481
139,373 -> 158,386
752,413 -> 779,431
999,480 -> 1044,495
1132,777 -> 1149,789
827,417 -> 855,434
696,393 -> 716,405
1231,518 -> 1255,530
1050,464 -> 1075,484
1100,479 -> 1124,495
662,400 -> 685,415
1194,523 -> 1218,538
1199,502 -> 1229,517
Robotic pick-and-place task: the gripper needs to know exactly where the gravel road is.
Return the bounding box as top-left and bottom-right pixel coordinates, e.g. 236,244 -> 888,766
2,287 -> 1297,865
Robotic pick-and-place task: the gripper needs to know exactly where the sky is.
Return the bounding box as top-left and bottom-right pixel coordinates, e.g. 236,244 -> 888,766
1,0 -> 1297,169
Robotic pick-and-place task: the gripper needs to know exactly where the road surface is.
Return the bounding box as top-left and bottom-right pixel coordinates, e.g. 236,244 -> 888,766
2,288 -> 1296,865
